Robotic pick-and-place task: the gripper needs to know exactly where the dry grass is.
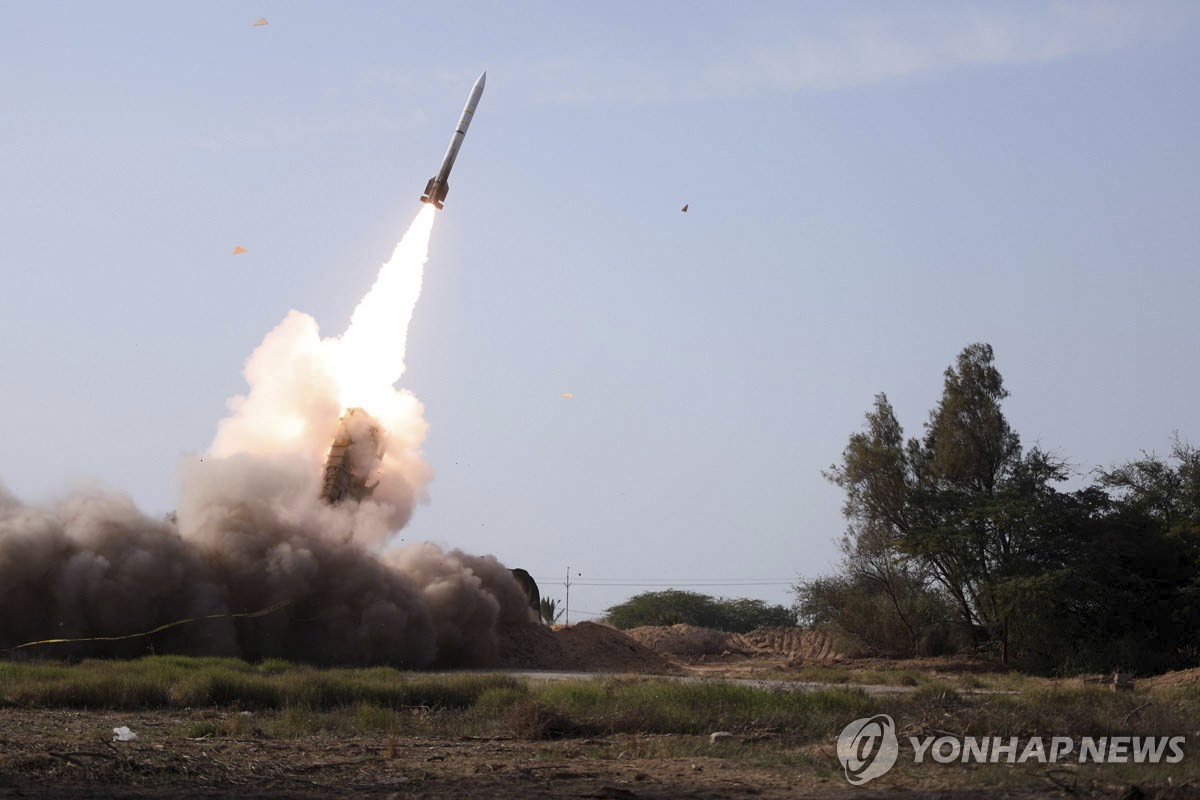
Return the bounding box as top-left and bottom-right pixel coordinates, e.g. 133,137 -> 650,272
4,657 -> 1200,795
3,656 -> 1198,751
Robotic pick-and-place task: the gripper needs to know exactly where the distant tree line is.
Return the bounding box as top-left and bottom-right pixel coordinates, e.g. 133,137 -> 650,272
605,590 -> 795,632
796,343 -> 1200,674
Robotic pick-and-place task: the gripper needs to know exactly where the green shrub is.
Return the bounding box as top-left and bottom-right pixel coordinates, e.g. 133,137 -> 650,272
605,591 -> 795,632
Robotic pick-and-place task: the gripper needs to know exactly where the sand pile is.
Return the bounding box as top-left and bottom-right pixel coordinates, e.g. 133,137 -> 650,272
624,625 -> 844,662
732,627 -> 843,660
625,624 -> 750,658
500,622 -> 678,673
497,622 -> 844,671
1138,667 -> 1200,690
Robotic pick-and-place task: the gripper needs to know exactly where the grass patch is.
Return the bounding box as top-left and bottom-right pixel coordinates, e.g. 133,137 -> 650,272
0,657 -> 521,712
3,657 -> 1197,754
763,665 -> 1038,691
530,679 -> 874,738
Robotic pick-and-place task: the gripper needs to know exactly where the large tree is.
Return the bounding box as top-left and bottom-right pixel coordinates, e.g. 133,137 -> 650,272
821,394 -> 948,655
817,343 -> 1200,672
823,344 -> 1079,663
904,344 -> 1083,662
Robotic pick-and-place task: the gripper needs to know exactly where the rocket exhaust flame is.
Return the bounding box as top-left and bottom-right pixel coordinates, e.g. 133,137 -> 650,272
333,204 -> 436,417
206,204 -> 438,538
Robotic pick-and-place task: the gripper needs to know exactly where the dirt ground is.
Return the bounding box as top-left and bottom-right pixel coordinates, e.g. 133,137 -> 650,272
1,707 -> 776,799
0,708 -> 1159,800
623,623 -> 1006,684
502,621 -> 679,674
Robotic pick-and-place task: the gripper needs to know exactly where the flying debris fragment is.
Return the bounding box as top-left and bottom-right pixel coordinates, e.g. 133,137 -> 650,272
232,246 -> 247,255
252,17 -> 268,27
681,204 -> 688,213
420,71 -> 486,209
560,393 -> 574,399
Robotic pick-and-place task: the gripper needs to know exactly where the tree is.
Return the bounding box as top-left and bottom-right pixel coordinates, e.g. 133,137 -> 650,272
605,590 -> 795,632
822,394 -> 935,654
822,344 -> 1083,664
1098,437 -> 1200,538
1087,440 -> 1200,669
824,393 -> 912,537
718,598 -> 796,631
901,344 -> 1083,663
793,567 -> 960,657
819,342 -> 1200,672
918,343 -> 1021,496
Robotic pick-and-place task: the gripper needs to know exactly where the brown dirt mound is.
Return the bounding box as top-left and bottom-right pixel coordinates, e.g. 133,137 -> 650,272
1140,667 -> 1200,690
625,624 -> 749,658
623,625 -> 845,662
500,621 -> 679,673
730,627 -> 844,660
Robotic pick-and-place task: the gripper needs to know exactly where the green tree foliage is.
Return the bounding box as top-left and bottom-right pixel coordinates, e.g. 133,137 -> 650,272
605,590 -> 795,632
793,568 -> 961,657
1099,437 -> 1200,538
919,343 -> 1021,495
719,597 -> 798,632
818,348 -> 1066,663
901,343 -> 1082,662
1004,495 -> 1195,674
816,394 -> 949,656
815,342 -> 1200,673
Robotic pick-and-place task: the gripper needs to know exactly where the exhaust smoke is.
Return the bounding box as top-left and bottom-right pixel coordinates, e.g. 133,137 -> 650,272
0,205 -> 536,666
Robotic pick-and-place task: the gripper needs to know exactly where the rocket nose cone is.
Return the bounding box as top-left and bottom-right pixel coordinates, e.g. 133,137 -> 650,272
476,71 -> 487,89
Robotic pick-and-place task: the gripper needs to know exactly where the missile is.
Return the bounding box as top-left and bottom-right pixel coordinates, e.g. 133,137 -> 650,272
420,71 -> 486,209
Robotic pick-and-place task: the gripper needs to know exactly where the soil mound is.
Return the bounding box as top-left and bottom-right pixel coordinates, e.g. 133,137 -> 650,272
1140,667 -> 1200,690
626,624 -> 749,658
730,627 -> 843,660
624,625 -> 845,662
501,622 -> 678,673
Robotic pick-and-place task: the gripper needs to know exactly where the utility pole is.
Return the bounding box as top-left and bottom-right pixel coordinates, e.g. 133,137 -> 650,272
564,566 -> 571,626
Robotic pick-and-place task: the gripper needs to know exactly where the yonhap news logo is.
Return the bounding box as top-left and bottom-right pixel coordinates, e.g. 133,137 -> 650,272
835,715 -> 1186,785
837,715 -> 899,785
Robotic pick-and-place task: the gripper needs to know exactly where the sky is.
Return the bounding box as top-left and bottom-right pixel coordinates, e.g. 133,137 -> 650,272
1,2 -> 1198,621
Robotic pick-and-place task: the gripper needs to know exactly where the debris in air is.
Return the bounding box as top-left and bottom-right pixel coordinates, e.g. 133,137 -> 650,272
681,204 -> 688,213
232,246 -> 247,255
561,393 -> 574,399
252,18 -> 268,27
112,727 -> 138,742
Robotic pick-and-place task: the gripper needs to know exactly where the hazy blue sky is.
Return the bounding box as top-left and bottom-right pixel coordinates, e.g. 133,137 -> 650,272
2,2 -> 1197,619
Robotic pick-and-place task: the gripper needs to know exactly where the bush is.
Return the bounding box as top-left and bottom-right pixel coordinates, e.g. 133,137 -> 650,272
605,591 -> 795,632
794,573 -> 964,658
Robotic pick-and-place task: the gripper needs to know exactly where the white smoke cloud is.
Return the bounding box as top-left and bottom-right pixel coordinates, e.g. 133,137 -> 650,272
207,206 -> 439,542
0,206 -> 536,665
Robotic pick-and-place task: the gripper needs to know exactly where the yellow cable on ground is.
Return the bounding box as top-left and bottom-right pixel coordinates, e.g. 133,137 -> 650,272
5,600 -> 292,651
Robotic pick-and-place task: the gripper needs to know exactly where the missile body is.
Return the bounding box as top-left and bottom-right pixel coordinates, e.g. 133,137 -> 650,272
420,71 -> 486,209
